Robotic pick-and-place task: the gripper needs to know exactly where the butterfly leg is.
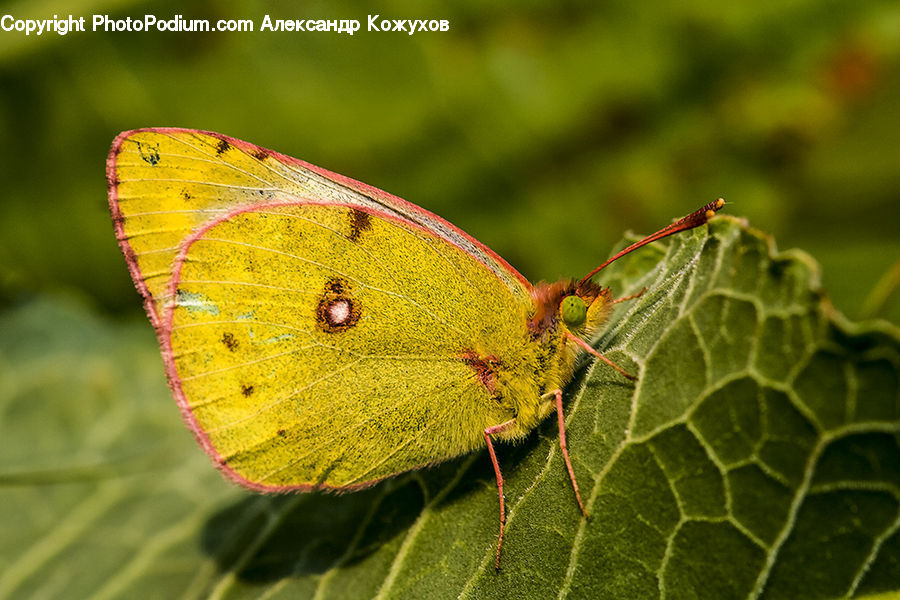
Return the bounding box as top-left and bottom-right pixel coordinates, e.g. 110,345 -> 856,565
548,389 -> 589,519
564,332 -> 637,381
484,418 -> 516,570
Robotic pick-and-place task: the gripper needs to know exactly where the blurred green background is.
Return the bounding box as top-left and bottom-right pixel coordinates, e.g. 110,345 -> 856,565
1,0 -> 898,323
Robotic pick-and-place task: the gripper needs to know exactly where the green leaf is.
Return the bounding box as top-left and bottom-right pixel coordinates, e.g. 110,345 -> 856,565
1,217 -> 898,599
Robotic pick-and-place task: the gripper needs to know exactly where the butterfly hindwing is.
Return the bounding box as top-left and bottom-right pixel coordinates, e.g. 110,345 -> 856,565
164,202 -> 534,489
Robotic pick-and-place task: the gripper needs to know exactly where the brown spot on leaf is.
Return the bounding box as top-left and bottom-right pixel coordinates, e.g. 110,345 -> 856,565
222,332 -> 239,351
348,208 -> 372,242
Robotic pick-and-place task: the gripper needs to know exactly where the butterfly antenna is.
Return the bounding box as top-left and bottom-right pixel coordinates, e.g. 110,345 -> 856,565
578,198 -> 724,287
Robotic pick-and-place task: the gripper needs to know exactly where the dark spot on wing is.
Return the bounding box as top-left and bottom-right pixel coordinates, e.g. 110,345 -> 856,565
136,141 -> 160,166
181,189 -> 192,201
314,459 -> 342,488
241,384 -> 255,397
348,208 -> 372,242
252,147 -> 269,161
461,349 -> 502,398
216,139 -> 231,155
277,428 -> 286,437
326,278 -> 345,294
222,332 -> 239,351
316,278 -> 360,333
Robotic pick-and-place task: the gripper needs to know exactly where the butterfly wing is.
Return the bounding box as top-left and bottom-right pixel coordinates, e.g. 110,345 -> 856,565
107,128 -> 531,330
162,201 -> 535,490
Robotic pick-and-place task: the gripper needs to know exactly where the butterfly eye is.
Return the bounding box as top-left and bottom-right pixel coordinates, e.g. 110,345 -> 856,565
560,295 -> 587,327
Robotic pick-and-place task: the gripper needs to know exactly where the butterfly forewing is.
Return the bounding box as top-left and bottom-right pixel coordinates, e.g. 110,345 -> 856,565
108,129 -> 532,327
164,202 -> 532,489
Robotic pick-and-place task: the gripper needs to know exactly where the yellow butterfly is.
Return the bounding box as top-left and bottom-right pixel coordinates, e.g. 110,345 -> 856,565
107,128 -> 723,568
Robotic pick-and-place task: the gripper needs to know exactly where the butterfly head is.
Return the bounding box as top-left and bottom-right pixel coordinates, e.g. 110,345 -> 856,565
561,280 -> 615,340
529,279 -> 613,339
531,198 -> 725,341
